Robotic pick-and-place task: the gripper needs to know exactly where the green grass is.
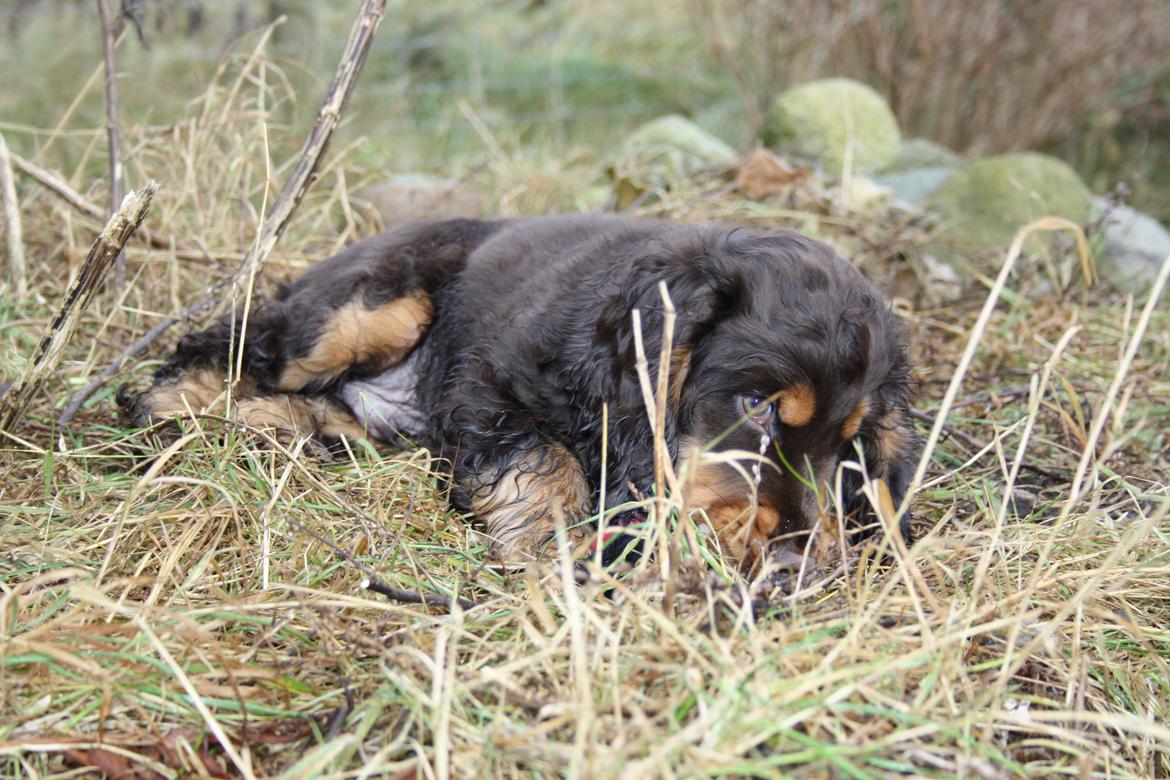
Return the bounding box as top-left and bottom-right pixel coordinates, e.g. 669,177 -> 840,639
2,6 -> 1170,778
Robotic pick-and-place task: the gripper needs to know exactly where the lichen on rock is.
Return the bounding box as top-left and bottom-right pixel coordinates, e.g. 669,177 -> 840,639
763,78 -> 901,175
928,153 -> 1093,255
609,114 -> 738,208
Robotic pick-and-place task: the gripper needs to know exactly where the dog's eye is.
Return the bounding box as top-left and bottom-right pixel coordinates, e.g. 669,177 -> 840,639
740,394 -> 776,427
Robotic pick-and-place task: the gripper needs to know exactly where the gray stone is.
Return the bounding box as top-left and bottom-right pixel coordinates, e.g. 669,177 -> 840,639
875,167 -> 954,206
609,114 -> 738,208
887,138 -> 961,172
1096,199 -> 1170,293
354,173 -> 484,228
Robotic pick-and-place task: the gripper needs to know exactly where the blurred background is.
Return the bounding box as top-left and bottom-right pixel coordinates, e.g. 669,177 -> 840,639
3,0 -> 1169,220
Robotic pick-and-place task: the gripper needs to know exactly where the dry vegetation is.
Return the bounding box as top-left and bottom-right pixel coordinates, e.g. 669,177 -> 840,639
692,0 -> 1170,154
3,22 -> 1170,780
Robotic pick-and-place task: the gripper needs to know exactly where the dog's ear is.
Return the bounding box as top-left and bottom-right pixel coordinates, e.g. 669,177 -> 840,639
594,246 -> 746,371
585,244 -> 746,508
840,368 -> 918,545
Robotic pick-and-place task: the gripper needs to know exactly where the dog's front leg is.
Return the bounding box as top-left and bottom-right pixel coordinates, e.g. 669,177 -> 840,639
463,443 -> 593,562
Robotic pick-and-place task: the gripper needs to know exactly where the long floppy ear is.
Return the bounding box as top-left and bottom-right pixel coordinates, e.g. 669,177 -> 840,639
583,242 -> 747,510
840,366 -> 919,545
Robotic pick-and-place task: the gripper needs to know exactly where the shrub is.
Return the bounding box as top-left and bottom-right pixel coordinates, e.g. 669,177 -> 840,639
691,0 -> 1170,155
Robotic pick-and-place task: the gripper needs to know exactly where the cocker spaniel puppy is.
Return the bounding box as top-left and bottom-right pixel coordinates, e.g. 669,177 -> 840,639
123,216 -> 917,566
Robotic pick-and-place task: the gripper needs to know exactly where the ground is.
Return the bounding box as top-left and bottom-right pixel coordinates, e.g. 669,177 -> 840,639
2,24 -> 1170,780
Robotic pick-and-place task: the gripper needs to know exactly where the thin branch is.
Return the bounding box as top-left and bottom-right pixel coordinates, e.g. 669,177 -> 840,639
7,151 -> 211,259
96,0 -> 123,217
57,297 -> 214,425
287,519 -> 475,612
10,151 -> 102,220
220,0 -> 387,311
0,132 -> 26,298
0,183 -> 157,433
96,0 -> 125,287
908,408 -> 1066,483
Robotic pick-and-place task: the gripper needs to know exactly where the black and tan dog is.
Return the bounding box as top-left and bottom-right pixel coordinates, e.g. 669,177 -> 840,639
123,215 -> 917,565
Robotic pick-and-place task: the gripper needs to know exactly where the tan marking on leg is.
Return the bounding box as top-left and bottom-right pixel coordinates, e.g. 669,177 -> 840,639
235,395 -> 316,436
469,444 -> 591,562
307,398 -> 371,442
138,367 -> 258,420
277,291 -> 432,391
778,382 -> 816,427
668,345 -> 692,409
235,394 -> 369,442
841,396 -> 871,440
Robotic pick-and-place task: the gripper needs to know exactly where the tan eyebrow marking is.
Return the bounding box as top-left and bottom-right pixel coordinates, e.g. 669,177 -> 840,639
841,396 -> 871,440
778,382 -> 816,427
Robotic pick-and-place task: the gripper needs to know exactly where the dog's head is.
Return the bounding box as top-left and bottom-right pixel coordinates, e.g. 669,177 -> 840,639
602,227 -> 916,564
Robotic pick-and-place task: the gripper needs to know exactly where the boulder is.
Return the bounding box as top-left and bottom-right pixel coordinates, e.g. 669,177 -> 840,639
875,167 -> 954,206
928,153 -> 1094,255
610,114 -> 738,208
1096,199 -> 1170,294
354,173 -> 484,228
763,78 -> 901,175
887,138 -> 961,172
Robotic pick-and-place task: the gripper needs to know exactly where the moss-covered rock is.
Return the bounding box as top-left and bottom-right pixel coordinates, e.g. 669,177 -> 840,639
763,78 -> 901,175
609,114 -> 738,208
928,153 -> 1094,254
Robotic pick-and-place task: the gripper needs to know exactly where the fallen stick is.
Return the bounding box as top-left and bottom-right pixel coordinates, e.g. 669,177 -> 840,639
0,182 -> 158,434
288,519 -> 476,612
96,0 -> 123,217
6,151 -> 213,261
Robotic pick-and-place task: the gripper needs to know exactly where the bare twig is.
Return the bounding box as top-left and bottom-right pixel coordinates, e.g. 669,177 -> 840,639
95,0 -> 123,217
908,408 -> 1066,483
57,297 -> 214,425
97,0 -> 125,285
0,132 -> 26,298
0,183 -> 157,434
364,579 -> 475,611
221,0 -> 387,310
7,151 -> 209,260
288,519 -> 475,612
10,152 -> 103,220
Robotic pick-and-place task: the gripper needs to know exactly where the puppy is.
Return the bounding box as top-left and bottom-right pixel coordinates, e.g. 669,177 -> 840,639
123,215 -> 917,565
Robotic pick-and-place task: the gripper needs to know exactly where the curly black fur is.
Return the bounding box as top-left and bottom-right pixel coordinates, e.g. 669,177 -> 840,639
125,215 -> 918,562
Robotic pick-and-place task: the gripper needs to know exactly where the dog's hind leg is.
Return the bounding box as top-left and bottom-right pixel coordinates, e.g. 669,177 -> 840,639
124,218 -> 502,437
464,443 -> 594,562
271,289 -> 431,394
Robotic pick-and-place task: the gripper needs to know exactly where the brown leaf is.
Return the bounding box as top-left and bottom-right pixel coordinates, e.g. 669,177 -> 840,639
734,148 -> 810,201
63,747 -> 164,780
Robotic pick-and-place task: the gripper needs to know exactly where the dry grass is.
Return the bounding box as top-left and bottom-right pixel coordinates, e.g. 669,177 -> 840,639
3,34 -> 1170,780
691,0 -> 1170,155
